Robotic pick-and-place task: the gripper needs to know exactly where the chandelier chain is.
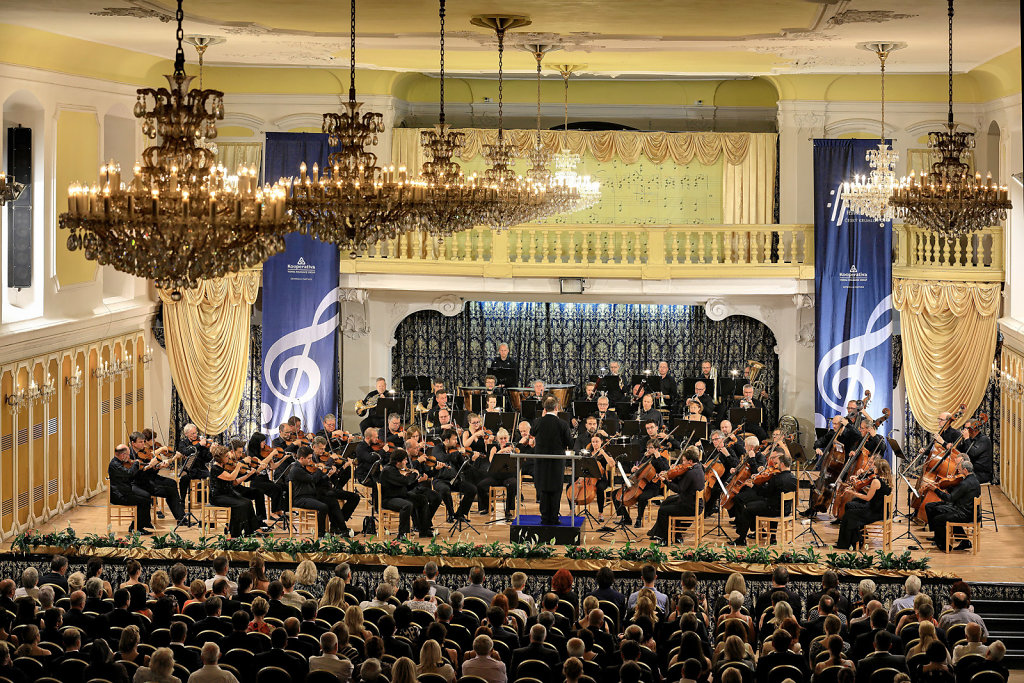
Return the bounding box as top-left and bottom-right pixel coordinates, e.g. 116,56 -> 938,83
497,26 -> 504,140
535,50 -> 542,145
349,0 -> 356,102
563,72 -> 569,130
438,0 -> 445,124
879,51 -> 885,141
947,0 -> 954,126
173,0 -> 185,76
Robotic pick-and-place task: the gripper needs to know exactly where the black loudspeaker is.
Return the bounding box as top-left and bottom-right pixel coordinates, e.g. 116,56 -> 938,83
7,125 -> 32,289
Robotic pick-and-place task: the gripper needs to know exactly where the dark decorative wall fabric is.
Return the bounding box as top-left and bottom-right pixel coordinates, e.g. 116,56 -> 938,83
392,301 -> 780,422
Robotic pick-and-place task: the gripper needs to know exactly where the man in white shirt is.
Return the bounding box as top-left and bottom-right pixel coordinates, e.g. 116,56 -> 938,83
626,564 -> 668,613
511,572 -> 537,616
187,643 -> 239,683
462,634 -> 507,683
204,556 -> 236,598
952,623 -> 989,664
309,632 -> 354,680
889,575 -> 921,622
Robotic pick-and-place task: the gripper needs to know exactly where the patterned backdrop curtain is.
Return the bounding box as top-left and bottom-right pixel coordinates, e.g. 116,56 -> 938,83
392,301 -> 779,422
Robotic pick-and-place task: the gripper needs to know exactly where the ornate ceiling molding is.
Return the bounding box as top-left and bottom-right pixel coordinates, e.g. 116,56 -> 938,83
827,10 -> 918,26
90,6 -> 172,22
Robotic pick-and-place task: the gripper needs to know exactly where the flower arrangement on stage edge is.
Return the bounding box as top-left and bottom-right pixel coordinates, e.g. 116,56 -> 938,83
9,527 -> 930,571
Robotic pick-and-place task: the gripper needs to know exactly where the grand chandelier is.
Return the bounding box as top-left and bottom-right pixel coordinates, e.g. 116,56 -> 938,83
58,0 -> 288,293
287,0 -> 422,253
841,42 -> 903,225
523,43 -> 557,186
550,63 -> 601,212
889,0 -> 1011,238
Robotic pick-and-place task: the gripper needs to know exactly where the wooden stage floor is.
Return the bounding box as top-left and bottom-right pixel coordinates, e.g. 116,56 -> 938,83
33,478 -> 1024,583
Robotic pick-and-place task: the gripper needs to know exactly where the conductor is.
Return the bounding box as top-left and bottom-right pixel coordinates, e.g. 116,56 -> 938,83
530,396 -> 573,525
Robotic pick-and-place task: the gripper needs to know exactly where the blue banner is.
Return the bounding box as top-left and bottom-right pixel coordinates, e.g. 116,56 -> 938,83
261,133 -> 340,436
814,139 -> 893,434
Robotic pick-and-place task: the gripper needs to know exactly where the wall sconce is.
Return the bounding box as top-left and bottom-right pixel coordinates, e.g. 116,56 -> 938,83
66,365 -> 83,395
5,386 -> 26,413
138,346 -> 153,366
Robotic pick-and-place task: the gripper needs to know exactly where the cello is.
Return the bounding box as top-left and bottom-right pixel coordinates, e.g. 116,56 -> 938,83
568,443 -> 611,506
808,390 -> 871,513
614,426 -> 680,508
721,454 -> 754,511
831,469 -> 878,520
827,408 -> 890,518
701,448 -> 727,504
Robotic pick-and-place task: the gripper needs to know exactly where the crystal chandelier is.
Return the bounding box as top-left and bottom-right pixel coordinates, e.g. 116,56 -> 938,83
841,43 -> 903,225
889,0 -> 1011,238
58,0 -> 289,294
523,43 -> 558,186
287,0 -> 421,253
185,35 -> 226,157
550,63 -> 601,212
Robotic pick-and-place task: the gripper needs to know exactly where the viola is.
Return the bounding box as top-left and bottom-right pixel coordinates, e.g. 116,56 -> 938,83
664,460 -> 695,481
750,462 -> 780,487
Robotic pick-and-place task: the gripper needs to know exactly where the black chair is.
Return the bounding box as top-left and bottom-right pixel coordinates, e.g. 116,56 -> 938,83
221,648 -> 256,679
220,663 -> 242,680
363,607 -> 390,625
193,629 -> 225,646
598,600 -> 621,632
183,602 -> 206,621
86,679 -> 115,683
869,667 -> 904,683
409,609 -> 435,631
12,658 -> 45,680
117,659 -> 140,679
460,677 -> 489,683
58,657 -> 89,683
173,664 -> 191,681
39,641 -> 64,655
491,639 -> 512,666
767,664 -> 805,683
899,622 -> 921,645
247,631 -> 273,651
515,659 -> 552,680
318,605 -> 346,624
149,628 -> 171,647
945,625 -> 968,647
969,672 -> 1006,683
416,675 -> 448,683
37,678 -> 62,683
815,666 -> 847,683
514,678 -> 544,683
463,596 -> 490,622
307,672 -> 343,683
170,614 -> 195,626
137,644 -> 155,658
447,623 -> 473,651
343,593 -> 359,607
297,632 -> 322,655
556,599 -> 577,623
583,658 -> 601,680
893,609 -> 915,624
954,655 -> 987,683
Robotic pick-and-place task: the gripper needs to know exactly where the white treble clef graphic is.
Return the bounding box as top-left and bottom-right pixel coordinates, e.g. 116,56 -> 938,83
815,294 -> 893,425
262,287 -> 342,427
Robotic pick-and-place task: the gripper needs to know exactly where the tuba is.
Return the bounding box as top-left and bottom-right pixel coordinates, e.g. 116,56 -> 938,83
746,360 -> 767,398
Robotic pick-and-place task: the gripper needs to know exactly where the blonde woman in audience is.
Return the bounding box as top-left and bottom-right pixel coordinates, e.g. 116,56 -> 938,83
181,580 -> 207,611
418,640 -> 456,683
577,596 -> 599,630
713,619 -> 756,664
248,557 -> 270,592
320,577 -> 348,609
246,597 -> 272,634
760,600 -> 794,638
909,621 -> 943,659
133,647 -> 180,683
295,559 -> 318,589
149,570 -> 170,602
717,591 -> 756,644
390,656 -> 418,683
345,604 -> 373,642
511,572 -> 537,616
68,571 -> 86,594
714,573 -> 748,617
116,625 -> 150,667
813,635 -> 855,681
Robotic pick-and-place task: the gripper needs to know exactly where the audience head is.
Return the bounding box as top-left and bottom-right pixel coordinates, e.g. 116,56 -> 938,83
320,631 -> 338,654
564,656 -> 583,681
295,559 -> 317,585
251,596 -> 269,618
567,637 -> 584,658
530,623 -> 546,643
724,572 -> 746,596
620,661 -> 643,683
149,648 -> 175,678
952,591 -> 969,610
724,634 -> 746,661
473,634 -> 493,657
469,566 -> 485,585
926,640 -> 948,664
988,641 -> 1006,661
200,641 -> 220,665
772,566 -> 789,586
641,564 -> 657,585
771,628 -> 793,653
905,574 -> 922,596
360,658 -> 381,681
552,568 -> 573,594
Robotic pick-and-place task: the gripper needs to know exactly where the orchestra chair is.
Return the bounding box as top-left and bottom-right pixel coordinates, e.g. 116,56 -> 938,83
288,481 -> 319,539
376,482 -> 403,536
488,486 -> 510,521
196,479 -> 232,537
859,493 -> 894,551
755,490 -> 797,546
189,479 -> 207,518
667,488 -> 705,545
946,496 -> 981,555
106,478 -> 137,531
978,482 -> 998,532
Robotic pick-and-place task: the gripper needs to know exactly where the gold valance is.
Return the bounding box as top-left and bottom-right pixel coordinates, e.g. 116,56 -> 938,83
158,270 -> 261,435
892,279 -> 1001,430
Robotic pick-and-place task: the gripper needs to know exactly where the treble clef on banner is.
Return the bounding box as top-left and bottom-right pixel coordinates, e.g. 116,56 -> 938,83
815,294 -> 893,418
263,287 -> 342,407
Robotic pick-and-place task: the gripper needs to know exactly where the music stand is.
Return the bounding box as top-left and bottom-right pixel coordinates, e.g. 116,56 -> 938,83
484,412 -> 517,434
568,455 -> 604,529
376,396 -> 406,420
675,421 -> 708,450
520,399 -> 541,423
620,420 -> 642,439
682,377 -> 716,398
487,367 -> 517,388
484,453 -> 517,526
891,438 -> 923,546
702,469 -> 733,540
573,400 -> 599,419
557,411 -> 572,426
447,458 -> 480,537
729,408 -> 762,430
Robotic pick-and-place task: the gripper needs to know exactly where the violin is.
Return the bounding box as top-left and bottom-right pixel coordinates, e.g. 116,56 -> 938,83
663,460 -> 695,481
749,461 -> 781,487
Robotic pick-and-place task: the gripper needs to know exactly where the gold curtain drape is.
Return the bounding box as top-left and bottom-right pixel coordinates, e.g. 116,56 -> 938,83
158,270 -> 261,435
392,129 -> 776,225
216,142 -> 263,175
892,278 -> 1001,429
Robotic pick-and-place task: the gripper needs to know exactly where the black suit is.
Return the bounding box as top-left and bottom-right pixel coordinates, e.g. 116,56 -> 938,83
925,473 -> 981,548
268,599 -> 301,622
733,470 -> 798,542
176,438 -> 212,502
286,462 -> 347,536
170,643 -> 202,672
39,571 -> 69,595
756,650 -> 809,683
108,457 -> 152,528
961,434 -> 993,484
107,608 -> 148,637
852,628 -> 903,663
254,648 -> 306,683
531,412 -> 574,524
221,631 -> 255,654
511,642 -> 562,677
856,651 -> 908,683
358,390 -> 387,432
193,616 -> 231,638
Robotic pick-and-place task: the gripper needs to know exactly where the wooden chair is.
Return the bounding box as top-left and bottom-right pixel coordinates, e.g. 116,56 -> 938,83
946,497 -> 981,554
106,480 -> 137,531
860,493 -> 894,551
488,486 -> 507,520
376,482 -> 403,536
755,490 -> 797,546
194,479 -> 232,537
288,481 -> 319,538
667,488 -> 705,544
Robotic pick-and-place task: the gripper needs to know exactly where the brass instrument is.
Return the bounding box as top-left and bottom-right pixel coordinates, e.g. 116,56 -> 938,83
746,359 -> 767,398
354,394 -> 378,416
711,364 -> 719,402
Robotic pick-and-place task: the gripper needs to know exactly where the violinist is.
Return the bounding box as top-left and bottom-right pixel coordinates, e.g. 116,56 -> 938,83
286,446 -> 350,537
613,422 -> 674,527
461,413 -> 492,456
835,456 -> 893,549
310,436 -> 360,534
584,433 -> 616,521
591,395 -> 620,437
355,428 -> 385,503
960,419 -> 993,484
530,396 -> 574,526
380,449 -> 435,539
384,413 -> 406,448
209,445 -> 262,536
288,415 -> 305,439
703,430 -> 739,516
719,420 -> 746,460
315,413 -> 351,453
481,428 -> 519,521
596,360 -> 626,403
924,459 -> 981,551
272,422 -> 304,453
358,377 -> 389,433
109,443 -> 154,534
176,423 -> 212,502
430,429 -> 476,522
244,433 -> 286,518
728,451 -> 797,546
226,437 -> 276,527
635,393 -> 663,429
516,420 -> 535,453
129,431 -> 186,525
647,445 -> 705,544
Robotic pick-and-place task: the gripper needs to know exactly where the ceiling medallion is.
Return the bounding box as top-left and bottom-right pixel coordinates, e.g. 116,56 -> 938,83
889,0 -> 1011,239
59,0 -> 289,294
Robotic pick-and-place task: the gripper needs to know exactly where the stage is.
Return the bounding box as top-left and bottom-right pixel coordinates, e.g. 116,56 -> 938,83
15,477 -> 1024,583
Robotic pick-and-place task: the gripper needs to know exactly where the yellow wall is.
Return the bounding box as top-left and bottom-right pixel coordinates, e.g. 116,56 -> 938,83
55,110 -> 100,287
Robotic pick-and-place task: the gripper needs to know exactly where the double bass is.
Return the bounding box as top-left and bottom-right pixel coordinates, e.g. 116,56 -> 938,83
827,408 -> 891,518
808,391 -> 871,513
910,406 -> 973,523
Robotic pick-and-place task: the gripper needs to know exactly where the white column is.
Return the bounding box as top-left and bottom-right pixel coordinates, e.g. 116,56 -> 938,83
777,101 -> 824,224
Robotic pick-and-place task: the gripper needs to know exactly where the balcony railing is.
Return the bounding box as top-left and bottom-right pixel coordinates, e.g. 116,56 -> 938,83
339,223 -> 1004,283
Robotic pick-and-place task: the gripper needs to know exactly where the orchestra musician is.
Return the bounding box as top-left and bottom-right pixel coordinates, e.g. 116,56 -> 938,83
530,380 -> 548,400
516,421 -> 535,454
596,361 -> 626,403
635,393 -> 663,428
612,421 -> 677,527
358,377 -> 389,433
484,395 -> 502,414
176,423 -> 212,502
728,385 -> 768,440
583,433 -> 617,522
355,428 -> 385,504
128,431 -> 186,525
704,430 -> 740,516
244,433 -> 288,518
384,413 -> 406,448
684,398 -> 707,423
310,435 -> 360,534
857,418 -> 887,462
531,396 -> 574,526
960,420 -> 993,484
846,400 -> 866,432
403,439 -> 444,530
285,446 -> 350,537
272,422 -> 303,453
692,381 -> 714,417
483,374 -> 505,405
924,459 -> 981,551
490,343 -> 519,386
647,445 -> 705,544
430,429 -> 477,523
728,451 -> 797,546
581,381 -> 598,401
315,413 -> 350,453
380,449 -> 435,539
813,416 -> 860,463
654,361 -> 678,407
699,361 -> 714,383
460,413 -> 501,517
485,428 -> 521,521
591,396 -> 620,437
719,420 -> 746,460
835,456 -> 893,549
226,438 -> 276,527
426,390 -> 453,426
574,415 -> 608,452
109,443 -> 155,533
208,445 -> 262,537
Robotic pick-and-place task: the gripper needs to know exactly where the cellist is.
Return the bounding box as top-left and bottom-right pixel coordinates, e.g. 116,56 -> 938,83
924,459 -> 981,551
647,445 -> 705,544
703,430 -> 739,517
585,432 -> 616,522
812,415 -> 858,463
835,456 -> 893,549
960,418 -> 993,484
728,450 -> 798,546
613,421 -> 675,528
430,429 -> 476,523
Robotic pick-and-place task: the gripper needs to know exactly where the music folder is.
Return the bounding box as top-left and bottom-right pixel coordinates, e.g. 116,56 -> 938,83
488,452 -> 515,476
484,412 -> 517,434
682,377 -> 716,399
572,400 -> 599,418
619,420 -> 642,438
675,420 -> 708,445
605,443 -> 643,469
487,367 -> 517,388
729,408 -> 762,429
376,396 -> 406,418
615,401 -> 636,419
